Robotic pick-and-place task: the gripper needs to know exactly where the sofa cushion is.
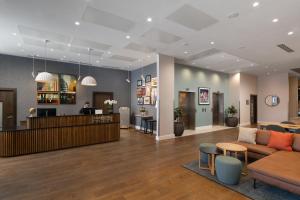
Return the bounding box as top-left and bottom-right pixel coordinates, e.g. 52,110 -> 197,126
293,134 -> 300,152
238,127 -> 257,144
256,130 -> 271,145
248,151 -> 300,186
234,141 -> 277,156
268,131 -> 293,151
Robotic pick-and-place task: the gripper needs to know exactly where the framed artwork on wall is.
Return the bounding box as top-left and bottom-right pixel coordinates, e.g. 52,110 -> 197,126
198,87 -> 210,105
145,75 -> 151,83
143,96 -> 151,105
137,80 -> 142,87
137,97 -> 144,105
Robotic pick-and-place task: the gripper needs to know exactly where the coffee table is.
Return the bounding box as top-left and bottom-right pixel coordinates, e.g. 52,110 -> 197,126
216,142 -> 248,174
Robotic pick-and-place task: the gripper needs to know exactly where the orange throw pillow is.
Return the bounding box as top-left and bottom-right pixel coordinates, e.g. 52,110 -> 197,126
267,131 -> 293,151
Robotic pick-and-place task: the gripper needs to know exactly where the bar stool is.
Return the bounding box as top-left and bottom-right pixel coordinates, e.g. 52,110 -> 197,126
146,120 -> 157,134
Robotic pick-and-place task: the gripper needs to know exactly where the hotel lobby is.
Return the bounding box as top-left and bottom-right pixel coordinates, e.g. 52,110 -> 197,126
0,0 -> 300,199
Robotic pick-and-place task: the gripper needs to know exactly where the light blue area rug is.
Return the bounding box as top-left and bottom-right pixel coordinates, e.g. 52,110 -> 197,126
183,160 -> 300,200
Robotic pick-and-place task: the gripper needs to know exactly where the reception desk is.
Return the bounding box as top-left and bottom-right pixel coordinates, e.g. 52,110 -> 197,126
0,114 -> 120,157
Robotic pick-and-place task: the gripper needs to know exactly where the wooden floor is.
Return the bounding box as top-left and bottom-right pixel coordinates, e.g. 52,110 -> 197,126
0,128 -> 249,200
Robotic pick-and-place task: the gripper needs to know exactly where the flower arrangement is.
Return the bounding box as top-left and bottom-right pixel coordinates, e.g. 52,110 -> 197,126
104,99 -> 118,105
104,99 -> 117,114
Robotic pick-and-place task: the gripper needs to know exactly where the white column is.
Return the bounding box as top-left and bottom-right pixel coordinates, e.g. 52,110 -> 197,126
156,54 -> 174,140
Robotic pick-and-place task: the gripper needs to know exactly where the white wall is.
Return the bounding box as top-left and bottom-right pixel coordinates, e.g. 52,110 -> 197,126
228,73 -> 240,117
240,73 -> 257,125
257,72 -> 289,122
157,54 -> 174,140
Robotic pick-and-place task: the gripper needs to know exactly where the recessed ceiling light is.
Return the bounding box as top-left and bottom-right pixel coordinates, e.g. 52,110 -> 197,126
107,51 -> 111,55
77,53 -> 81,56
210,41 -> 215,45
50,48 -> 54,52
67,43 -> 71,47
272,18 -> 279,23
75,21 -> 80,26
63,55 -> 66,58
288,31 -> 294,35
184,51 -> 189,54
125,35 -> 131,39
252,2 -> 260,7
236,59 -> 240,62
147,55 -> 151,58
147,17 -> 152,22
250,63 -> 254,67
266,72 -> 270,76
12,32 -> 17,36
96,60 -> 100,63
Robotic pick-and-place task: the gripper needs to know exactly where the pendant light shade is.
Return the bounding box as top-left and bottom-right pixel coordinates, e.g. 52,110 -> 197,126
81,76 -> 97,86
35,40 -> 53,82
81,48 -> 97,86
35,72 -> 53,82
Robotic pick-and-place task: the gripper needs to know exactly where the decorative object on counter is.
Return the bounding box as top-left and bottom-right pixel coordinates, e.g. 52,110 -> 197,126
35,40 -> 53,82
28,107 -> 36,117
139,106 -> 147,116
81,48 -> 97,86
225,105 -> 238,127
143,96 -> 151,105
104,99 -> 117,114
174,107 -> 184,136
137,79 -> 142,87
145,75 -> 151,83
198,87 -> 210,105
265,95 -> 280,107
137,97 -> 144,105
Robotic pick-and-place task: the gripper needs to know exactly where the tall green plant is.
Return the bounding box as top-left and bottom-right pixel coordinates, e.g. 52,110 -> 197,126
225,105 -> 238,117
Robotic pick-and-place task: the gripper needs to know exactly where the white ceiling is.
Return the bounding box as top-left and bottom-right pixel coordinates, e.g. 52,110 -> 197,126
0,0 -> 299,74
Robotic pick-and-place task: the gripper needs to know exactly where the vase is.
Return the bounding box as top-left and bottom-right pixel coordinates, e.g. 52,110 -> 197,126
174,122 -> 184,136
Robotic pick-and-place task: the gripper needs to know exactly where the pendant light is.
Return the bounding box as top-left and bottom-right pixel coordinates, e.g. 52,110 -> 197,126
31,55 -> 35,78
126,66 -> 131,83
78,61 -> 81,81
35,40 -> 53,82
141,60 -> 145,82
81,48 -> 97,86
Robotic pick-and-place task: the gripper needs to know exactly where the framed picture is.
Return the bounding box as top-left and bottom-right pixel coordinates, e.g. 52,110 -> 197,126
143,96 -> 151,105
151,77 -> 157,87
137,97 -> 144,105
198,87 -> 210,105
137,80 -> 142,87
145,75 -> 151,83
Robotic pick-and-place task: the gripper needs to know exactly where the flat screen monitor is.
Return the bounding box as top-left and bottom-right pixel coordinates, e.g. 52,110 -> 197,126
82,108 -> 95,115
37,108 -> 57,117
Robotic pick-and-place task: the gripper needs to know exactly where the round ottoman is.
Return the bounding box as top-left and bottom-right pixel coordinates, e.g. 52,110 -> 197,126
216,156 -> 242,185
199,143 -> 219,169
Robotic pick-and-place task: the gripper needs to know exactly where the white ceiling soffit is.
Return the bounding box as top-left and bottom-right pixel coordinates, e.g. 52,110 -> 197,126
22,37 -> 68,51
82,6 -> 135,33
69,46 -> 103,57
110,55 -> 137,62
166,4 -> 218,31
124,42 -> 155,53
142,28 -> 182,44
72,38 -> 111,51
188,48 -> 221,61
18,25 -> 70,43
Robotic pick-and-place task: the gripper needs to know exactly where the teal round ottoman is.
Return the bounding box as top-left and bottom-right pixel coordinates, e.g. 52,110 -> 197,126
216,156 -> 242,185
199,143 -> 218,167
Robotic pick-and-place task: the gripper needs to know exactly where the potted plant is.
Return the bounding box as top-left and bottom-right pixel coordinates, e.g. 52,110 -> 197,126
225,105 -> 238,127
174,107 -> 184,136
104,99 -> 118,114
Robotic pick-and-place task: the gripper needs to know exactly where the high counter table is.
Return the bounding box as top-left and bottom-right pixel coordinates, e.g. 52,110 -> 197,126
0,113 -> 120,157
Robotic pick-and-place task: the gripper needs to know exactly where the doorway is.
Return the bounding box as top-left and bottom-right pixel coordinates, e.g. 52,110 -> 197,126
179,91 -> 196,130
250,94 -> 258,125
93,92 -> 114,114
212,92 -> 224,126
0,88 -> 17,129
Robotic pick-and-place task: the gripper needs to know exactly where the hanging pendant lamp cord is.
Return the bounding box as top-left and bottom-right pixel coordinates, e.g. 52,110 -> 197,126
88,48 -> 92,75
44,40 -> 48,72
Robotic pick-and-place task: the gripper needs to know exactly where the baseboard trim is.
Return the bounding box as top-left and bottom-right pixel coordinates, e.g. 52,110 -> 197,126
239,122 -> 251,127
195,125 -> 213,131
156,134 -> 175,141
